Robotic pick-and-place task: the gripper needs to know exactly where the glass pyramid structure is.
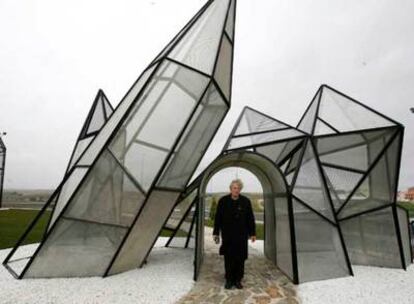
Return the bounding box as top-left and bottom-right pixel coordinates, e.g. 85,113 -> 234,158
166,84 -> 410,283
3,0 -> 410,285
3,0 -> 235,279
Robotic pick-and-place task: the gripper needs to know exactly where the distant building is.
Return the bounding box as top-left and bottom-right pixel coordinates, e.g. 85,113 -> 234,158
398,191 -> 408,202
406,187 -> 414,201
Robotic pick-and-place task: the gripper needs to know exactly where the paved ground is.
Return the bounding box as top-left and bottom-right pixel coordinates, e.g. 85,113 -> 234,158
176,228 -> 298,304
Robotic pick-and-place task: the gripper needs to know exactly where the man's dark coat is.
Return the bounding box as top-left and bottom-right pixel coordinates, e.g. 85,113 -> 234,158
213,194 -> 256,260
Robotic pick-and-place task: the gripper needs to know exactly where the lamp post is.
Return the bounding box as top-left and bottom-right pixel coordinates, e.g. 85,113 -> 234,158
0,132 -> 6,209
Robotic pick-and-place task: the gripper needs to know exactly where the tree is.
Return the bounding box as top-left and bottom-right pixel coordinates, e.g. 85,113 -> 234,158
210,197 -> 218,222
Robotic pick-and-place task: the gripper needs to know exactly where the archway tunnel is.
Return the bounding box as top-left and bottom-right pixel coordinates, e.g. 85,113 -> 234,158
196,150 -> 296,282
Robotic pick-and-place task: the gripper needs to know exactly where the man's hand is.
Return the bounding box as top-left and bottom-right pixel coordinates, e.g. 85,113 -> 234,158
250,235 -> 256,243
213,235 -> 220,244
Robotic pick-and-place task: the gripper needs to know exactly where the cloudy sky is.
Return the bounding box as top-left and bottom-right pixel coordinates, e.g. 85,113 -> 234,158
0,0 -> 413,192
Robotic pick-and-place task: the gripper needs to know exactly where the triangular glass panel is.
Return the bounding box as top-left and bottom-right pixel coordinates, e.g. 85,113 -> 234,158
64,149 -> 145,227
213,34 -> 233,101
292,198 -> 349,282
322,165 -> 363,209
224,0 -> 235,40
318,86 -> 397,132
101,91 -> 113,120
292,141 -> 335,222
276,138 -> 304,165
167,0 -> 231,75
228,128 -> 304,150
234,107 -> 291,136
316,128 -> 397,172
87,97 -> 106,134
338,132 -> 401,219
297,89 -> 321,134
314,118 -> 337,136
256,141 -> 289,163
340,206 -> 402,268
285,143 -> 305,176
3,193 -> 58,278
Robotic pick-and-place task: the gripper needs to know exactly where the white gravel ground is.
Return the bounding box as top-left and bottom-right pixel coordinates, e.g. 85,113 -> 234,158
0,237 -> 194,304
2,238 -> 413,304
250,240 -> 414,304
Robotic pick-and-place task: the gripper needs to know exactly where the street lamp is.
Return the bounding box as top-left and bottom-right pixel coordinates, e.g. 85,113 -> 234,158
0,132 -> 6,209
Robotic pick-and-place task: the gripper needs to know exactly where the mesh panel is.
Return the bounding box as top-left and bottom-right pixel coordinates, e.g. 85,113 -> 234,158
285,144 -> 305,175
151,0 -> 208,64
108,61 -> 210,191
166,190 -> 197,230
101,92 -> 113,120
397,207 -> 412,266
292,141 -> 335,222
68,137 -> 93,170
297,90 -> 320,134
264,194 -> 276,264
87,98 -> 106,134
48,167 -> 88,228
275,196 -> 293,279
158,82 -> 228,189
322,166 -> 363,209
64,150 -> 145,227
285,171 -> 295,186
79,64 -> 157,166
5,195 -> 57,277
228,129 -> 303,150
255,141 -> 288,163
14,0 -> 235,280
340,206 -> 402,268
275,138 -> 303,164
25,219 -> 127,278
293,199 -> 349,282
195,191 -> 205,280
234,108 -> 290,136
137,71 -> 206,149
224,0 -> 235,40
168,0 -> 230,75
108,190 -> 180,275
168,202 -> 196,248
318,86 -> 396,132
314,119 -> 337,136
338,133 -> 400,219
114,142 -> 167,192
316,128 -> 396,172
213,35 -> 232,100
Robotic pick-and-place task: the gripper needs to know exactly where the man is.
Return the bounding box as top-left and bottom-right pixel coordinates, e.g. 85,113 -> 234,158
213,178 -> 256,290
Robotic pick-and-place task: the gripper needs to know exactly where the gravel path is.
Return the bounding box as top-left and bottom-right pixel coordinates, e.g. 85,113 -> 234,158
175,227 -> 298,304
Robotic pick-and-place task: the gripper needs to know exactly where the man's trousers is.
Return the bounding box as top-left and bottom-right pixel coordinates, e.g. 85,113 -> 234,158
224,254 -> 245,283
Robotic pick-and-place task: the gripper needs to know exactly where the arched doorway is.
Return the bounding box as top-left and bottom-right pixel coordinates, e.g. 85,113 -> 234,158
195,150 -> 297,283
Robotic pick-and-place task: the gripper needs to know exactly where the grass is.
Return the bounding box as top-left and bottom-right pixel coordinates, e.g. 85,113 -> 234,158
397,201 -> 414,218
0,209 -> 51,249
0,209 -> 185,250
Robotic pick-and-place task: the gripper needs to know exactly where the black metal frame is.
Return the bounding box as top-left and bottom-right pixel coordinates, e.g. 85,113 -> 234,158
2,0 -> 408,286
3,0 -> 236,281
167,82 -> 407,284
46,89 -> 114,235
0,136 -> 5,209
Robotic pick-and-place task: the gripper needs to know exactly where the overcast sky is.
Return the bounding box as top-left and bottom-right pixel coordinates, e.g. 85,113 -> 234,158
0,0 -> 413,192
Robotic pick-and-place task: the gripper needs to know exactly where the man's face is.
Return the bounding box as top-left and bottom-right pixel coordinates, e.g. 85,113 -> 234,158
230,184 -> 241,197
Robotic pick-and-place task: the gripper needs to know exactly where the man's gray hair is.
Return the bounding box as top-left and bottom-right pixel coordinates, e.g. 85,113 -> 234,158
229,178 -> 244,190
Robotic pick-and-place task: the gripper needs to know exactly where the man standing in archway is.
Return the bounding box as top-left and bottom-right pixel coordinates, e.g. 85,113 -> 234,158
213,178 -> 256,289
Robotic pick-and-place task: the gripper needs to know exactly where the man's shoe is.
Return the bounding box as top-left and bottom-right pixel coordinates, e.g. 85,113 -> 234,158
235,281 -> 243,289
224,281 -> 233,289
